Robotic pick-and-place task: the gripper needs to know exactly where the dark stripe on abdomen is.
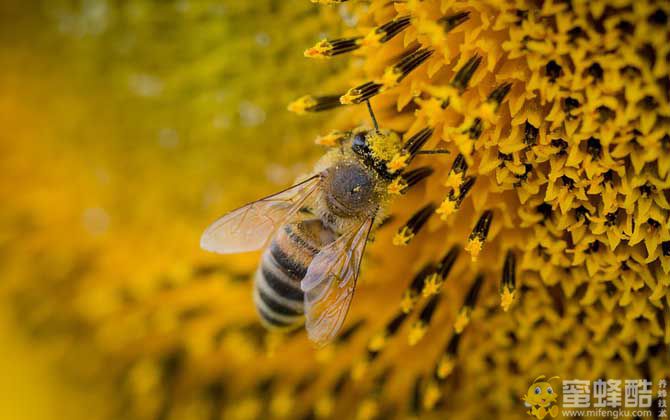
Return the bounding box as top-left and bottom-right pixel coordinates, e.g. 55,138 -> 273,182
256,281 -> 302,316
257,304 -> 293,328
270,242 -> 308,279
261,264 -> 304,302
254,220 -> 334,330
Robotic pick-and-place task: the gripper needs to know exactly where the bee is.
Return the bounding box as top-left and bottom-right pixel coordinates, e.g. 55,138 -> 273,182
200,104 -> 439,346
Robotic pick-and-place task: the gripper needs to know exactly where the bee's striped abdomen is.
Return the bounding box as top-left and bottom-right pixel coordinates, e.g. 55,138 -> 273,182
254,219 -> 335,330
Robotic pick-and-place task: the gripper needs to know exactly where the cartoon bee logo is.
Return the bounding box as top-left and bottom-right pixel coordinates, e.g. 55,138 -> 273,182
523,375 -> 560,419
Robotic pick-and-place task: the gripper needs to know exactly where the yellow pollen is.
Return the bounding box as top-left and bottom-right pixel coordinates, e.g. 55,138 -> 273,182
464,237 -> 484,261
303,39 -> 332,59
368,332 -> 387,352
444,172 -> 463,190
454,308 -> 471,333
361,30 -> 383,47
340,88 -> 362,105
393,226 -> 414,246
408,321 -> 427,346
381,66 -> 402,88
400,290 -> 417,313
421,273 -> 442,296
387,152 -> 409,173
423,381 -> 442,411
367,131 -> 402,161
500,286 -> 516,312
479,101 -> 498,123
287,95 -> 317,114
436,354 -> 456,379
387,178 -> 407,195
436,198 -> 458,221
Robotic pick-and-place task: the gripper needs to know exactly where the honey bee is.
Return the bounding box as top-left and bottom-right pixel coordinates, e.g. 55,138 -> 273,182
201,106 -> 437,346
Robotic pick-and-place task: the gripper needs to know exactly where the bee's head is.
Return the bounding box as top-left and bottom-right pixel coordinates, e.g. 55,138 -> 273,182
350,129 -> 403,180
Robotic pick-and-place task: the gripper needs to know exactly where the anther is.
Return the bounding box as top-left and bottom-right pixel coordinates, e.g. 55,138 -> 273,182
363,15 -> 412,46
383,48 -> 434,87
403,127 -> 434,158
436,176 -> 475,221
523,121 -> 539,146
434,333 -> 461,381
661,241 -> 670,257
454,274 -> 484,333
366,310 -> 409,358
288,94 -> 344,114
487,82 -> 512,107
390,167 -> 433,195
545,60 -> 563,82
438,11 -> 470,33
586,137 -> 602,160
422,246 -> 460,297
465,118 -> 483,140
408,294 -> 441,345
304,37 -> 362,58
393,203 -> 437,246
401,166 -> 434,189
465,210 -> 493,261
443,153 -> 468,190
340,81 -> 383,105
500,251 -> 516,312
451,55 -> 483,92
401,264 -> 437,313
409,376 -> 423,416
451,153 -> 468,174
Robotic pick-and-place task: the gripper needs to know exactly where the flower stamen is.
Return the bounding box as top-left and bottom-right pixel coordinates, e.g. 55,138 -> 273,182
382,48 -> 434,88
304,37 -> 362,58
500,251 -> 516,312
465,210 -> 493,261
454,274 -> 484,333
288,94 -> 343,114
340,81 -> 384,105
408,294 -> 440,346
362,15 -> 412,47
393,203 -> 437,246
438,11 -> 470,33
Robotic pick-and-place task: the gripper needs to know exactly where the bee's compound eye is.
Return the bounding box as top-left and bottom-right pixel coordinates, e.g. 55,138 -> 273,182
547,387 -> 553,394
535,387 -> 542,395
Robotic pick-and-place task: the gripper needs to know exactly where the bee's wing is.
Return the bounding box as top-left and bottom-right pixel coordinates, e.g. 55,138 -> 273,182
301,217 -> 373,347
200,175 -> 322,254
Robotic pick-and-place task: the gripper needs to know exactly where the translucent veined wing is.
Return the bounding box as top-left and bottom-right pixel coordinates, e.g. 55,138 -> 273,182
200,174 -> 322,254
301,217 -> 373,347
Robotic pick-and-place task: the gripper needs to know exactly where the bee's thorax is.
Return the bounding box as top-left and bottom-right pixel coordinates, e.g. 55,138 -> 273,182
324,162 -> 377,218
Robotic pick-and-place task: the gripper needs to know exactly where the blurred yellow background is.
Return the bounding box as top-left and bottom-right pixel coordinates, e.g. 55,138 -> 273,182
0,2 -> 339,419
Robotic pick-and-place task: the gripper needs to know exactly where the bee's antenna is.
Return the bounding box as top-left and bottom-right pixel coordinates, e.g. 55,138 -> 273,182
416,149 -> 450,155
366,99 -> 380,133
